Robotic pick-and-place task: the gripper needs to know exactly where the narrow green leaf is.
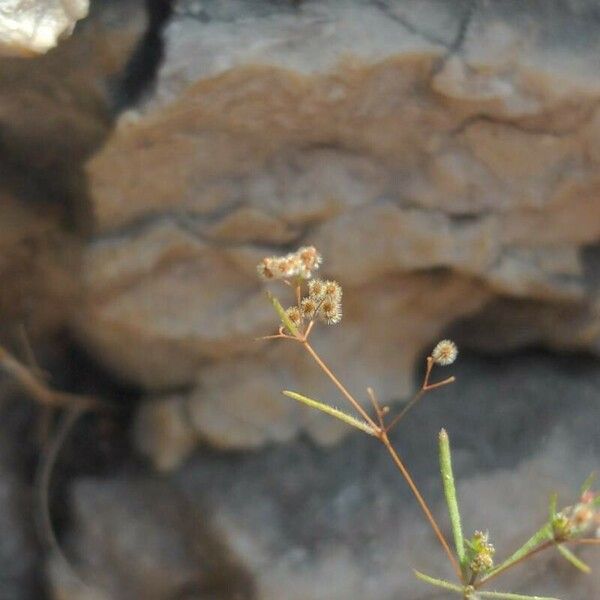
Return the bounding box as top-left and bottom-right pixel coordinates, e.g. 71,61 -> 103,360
282,391 -> 376,436
438,429 -> 466,571
549,493 -> 558,520
477,591 -> 560,600
556,544 -> 591,574
580,472 -> 596,495
482,524 -> 552,581
413,570 -> 464,593
267,292 -> 300,337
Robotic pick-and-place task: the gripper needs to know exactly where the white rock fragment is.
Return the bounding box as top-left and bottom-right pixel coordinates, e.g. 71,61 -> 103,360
0,0 -> 89,56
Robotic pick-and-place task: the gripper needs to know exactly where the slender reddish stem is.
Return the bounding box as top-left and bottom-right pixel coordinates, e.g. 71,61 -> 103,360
385,357 -> 455,434
476,541 -> 555,588
572,538 -> 600,545
302,341 -> 378,430
381,432 -> 462,580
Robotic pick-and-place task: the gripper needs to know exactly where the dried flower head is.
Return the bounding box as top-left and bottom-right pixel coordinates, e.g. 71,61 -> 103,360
256,246 -> 323,281
557,491 -> 600,539
297,246 -> 322,277
285,306 -> 303,328
319,297 -> 342,325
323,279 -> 342,301
300,297 -> 319,320
257,257 -> 276,280
308,278 -> 325,299
431,339 -> 458,366
277,256 -> 297,278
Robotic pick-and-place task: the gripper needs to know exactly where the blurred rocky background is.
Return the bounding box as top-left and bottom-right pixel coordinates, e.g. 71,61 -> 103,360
0,1 -> 599,599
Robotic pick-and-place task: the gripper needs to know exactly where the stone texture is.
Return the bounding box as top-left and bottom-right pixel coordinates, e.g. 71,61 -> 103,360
0,191 -> 79,337
0,385 -> 42,600
0,0 -> 89,57
75,0 -> 600,451
134,394 -> 198,472
0,0 -> 148,334
54,352 -> 600,600
0,0 -> 148,218
49,478 -> 254,600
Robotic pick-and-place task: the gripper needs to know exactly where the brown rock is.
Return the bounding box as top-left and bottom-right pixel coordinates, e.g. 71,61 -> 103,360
75,0 -> 600,453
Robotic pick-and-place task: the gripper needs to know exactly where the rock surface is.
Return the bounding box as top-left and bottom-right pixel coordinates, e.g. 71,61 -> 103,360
53,352 -> 600,600
0,0 -> 89,57
75,0 -> 600,451
0,0 -> 149,337
0,0 -> 148,217
0,384 -> 42,600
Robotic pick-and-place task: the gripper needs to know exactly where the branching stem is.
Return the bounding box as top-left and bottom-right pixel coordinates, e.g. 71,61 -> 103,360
300,340 -> 462,580
386,357 -> 455,434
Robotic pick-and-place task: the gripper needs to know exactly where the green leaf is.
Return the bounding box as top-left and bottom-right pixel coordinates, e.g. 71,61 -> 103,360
413,570 -> 464,593
438,429 -> 466,571
549,493 -> 558,520
580,472 -> 596,495
481,523 -> 552,582
477,591 -> 561,600
267,292 -> 300,337
282,391 -> 376,436
556,544 -> 591,574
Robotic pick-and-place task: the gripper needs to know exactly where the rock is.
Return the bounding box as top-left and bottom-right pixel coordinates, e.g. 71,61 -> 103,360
0,190 -> 79,337
0,0 -> 89,57
0,0 -> 149,334
0,0 -> 148,217
76,0 -> 600,450
134,394 -> 198,472
49,478 -> 253,600
58,352 -> 600,600
0,389 -> 42,600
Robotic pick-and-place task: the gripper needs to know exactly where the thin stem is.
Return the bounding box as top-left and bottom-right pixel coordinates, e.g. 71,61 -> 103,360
304,320 -> 315,339
367,387 -> 385,429
36,407 -> 86,557
414,570 -> 464,593
302,341 -> 378,431
0,347 -> 98,411
386,388 -> 426,433
385,359 -> 455,434
255,334 -> 288,341
477,541 -> 555,588
381,432 -> 463,580
426,376 -> 456,391
480,534 -> 600,587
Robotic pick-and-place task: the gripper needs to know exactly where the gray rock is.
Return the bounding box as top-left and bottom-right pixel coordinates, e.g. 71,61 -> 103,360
0,390 -> 42,600
50,478 -> 254,600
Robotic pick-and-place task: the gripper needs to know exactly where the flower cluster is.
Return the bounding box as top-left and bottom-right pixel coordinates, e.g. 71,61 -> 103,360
288,277 -> 343,326
553,489 -> 600,541
466,530 -> 495,574
257,246 -> 322,281
257,246 -> 342,329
